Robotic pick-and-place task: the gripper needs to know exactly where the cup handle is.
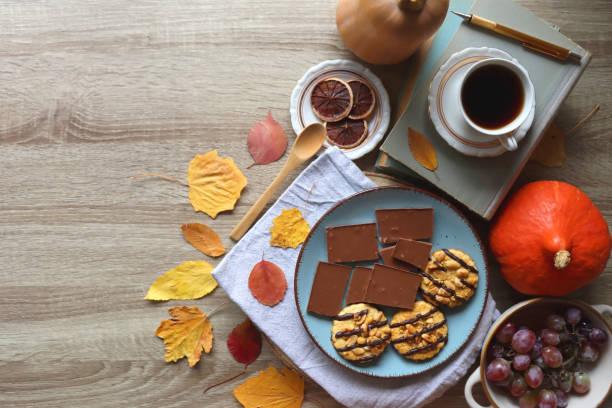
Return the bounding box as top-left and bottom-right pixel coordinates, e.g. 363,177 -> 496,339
592,304 -> 612,317
497,133 -> 518,151
464,368 -> 492,408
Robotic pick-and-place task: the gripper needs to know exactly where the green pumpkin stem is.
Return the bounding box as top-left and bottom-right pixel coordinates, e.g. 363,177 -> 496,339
554,250 -> 571,269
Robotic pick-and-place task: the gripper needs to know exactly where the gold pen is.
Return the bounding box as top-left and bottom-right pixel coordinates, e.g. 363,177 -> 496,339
451,10 -> 582,63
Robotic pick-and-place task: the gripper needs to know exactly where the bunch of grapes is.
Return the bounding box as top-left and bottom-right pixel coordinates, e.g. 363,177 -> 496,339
485,307 -> 608,408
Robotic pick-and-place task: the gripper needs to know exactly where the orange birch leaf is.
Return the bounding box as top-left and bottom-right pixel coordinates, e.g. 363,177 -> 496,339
248,259 -> 287,306
408,127 -> 438,171
530,123 -> 566,168
155,306 -> 213,367
181,223 -> 226,257
232,366 -> 304,408
187,150 -> 247,218
270,208 -> 310,249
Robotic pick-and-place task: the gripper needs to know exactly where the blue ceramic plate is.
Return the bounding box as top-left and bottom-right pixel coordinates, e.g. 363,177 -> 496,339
294,186 -> 489,378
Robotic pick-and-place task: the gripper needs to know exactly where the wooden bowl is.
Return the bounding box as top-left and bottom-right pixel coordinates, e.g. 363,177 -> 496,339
464,298 -> 612,408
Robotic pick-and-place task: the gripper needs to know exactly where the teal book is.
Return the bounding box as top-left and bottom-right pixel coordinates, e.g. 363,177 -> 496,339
377,0 -> 590,219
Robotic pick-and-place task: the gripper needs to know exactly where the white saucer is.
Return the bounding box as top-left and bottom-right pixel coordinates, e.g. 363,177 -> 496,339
290,59 -> 391,160
428,47 -> 535,157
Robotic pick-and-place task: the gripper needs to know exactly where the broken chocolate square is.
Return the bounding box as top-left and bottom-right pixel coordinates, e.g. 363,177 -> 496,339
392,238 -> 432,271
307,261 -> 352,317
345,266 -> 373,305
379,246 -> 415,273
326,223 -> 379,263
364,263 -> 422,309
375,208 -> 434,244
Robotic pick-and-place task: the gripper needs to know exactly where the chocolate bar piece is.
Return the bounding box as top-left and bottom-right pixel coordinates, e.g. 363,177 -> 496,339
392,238 -> 433,271
307,261 -> 352,317
326,223 -> 379,263
376,208 -> 434,244
379,246 -> 415,273
345,266 -> 373,305
365,263 -> 422,309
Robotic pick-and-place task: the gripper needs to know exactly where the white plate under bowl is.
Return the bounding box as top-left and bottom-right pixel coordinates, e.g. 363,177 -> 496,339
290,59 -> 391,160
428,47 -> 535,158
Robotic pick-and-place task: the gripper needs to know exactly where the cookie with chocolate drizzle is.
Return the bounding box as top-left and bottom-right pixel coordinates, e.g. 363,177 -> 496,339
331,303 -> 391,364
390,300 -> 448,361
420,248 -> 479,308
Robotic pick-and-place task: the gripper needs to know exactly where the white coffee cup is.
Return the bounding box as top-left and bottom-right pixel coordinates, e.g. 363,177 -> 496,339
459,58 -> 535,152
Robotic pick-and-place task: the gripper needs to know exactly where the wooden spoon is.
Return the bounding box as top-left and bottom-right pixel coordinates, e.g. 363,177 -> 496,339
230,122 -> 327,241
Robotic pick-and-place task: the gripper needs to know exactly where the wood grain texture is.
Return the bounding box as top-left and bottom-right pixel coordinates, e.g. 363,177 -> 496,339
0,0 -> 610,407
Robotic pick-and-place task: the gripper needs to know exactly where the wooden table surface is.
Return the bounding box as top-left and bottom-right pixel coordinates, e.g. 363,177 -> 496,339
1,1 -> 610,407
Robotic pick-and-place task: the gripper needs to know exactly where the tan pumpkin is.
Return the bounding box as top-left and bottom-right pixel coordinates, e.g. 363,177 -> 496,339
336,0 -> 449,65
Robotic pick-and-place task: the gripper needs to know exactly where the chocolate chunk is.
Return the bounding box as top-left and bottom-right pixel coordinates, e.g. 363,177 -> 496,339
326,223 -> 379,263
345,266 -> 373,305
379,246 -> 416,273
376,208 -> 434,244
392,238 -> 433,271
307,261 -> 352,317
364,263 -> 422,309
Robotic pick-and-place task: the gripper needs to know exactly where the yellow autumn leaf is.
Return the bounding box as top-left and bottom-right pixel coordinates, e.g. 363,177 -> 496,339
187,150 -> 247,218
233,366 -> 304,408
145,260 -> 217,301
408,127 -> 438,171
155,306 -> 213,367
531,123 -> 566,167
181,223 -> 225,257
270,208 -> 310,249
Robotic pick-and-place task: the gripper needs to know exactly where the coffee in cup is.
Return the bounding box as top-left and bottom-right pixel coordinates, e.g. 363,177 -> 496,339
459,58 -> 535,151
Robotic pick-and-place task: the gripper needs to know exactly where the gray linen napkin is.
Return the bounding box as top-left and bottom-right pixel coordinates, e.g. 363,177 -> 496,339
213,147 -> 497,408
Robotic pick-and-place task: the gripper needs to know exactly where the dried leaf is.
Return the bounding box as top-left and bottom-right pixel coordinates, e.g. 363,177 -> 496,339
187,150 -> 247,218
269,208 -> 310,249
248,259 -> 287,307
155,306 -> 213,367
531,123 -> 566,167
233,366 -> 304,408
247,111 -> 288,167
181,223 -> 225,257
145,260 -> 217,301
227,318 -> 262,366
408,127 -> 438,171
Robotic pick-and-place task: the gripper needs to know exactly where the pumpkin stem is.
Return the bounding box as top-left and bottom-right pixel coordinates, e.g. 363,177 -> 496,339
398,0 -> 426,12
554,250 -> 571,269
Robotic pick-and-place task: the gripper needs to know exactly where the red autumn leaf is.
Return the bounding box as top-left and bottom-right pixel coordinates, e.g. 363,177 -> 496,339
227,318 -> 262,366
248,259 -> 287,306
247,111 -> 287,168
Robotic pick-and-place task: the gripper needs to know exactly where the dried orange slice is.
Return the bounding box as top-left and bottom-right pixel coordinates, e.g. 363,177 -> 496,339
324,118 -> 368,149
310,78 -> 353,122
348,79 -> 376,120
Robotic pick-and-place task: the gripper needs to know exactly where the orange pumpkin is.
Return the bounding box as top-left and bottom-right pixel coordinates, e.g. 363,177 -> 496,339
489,181 -> 611,296
336,0 -> 449,65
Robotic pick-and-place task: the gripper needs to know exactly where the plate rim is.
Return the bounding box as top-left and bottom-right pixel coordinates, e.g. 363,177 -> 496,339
294,185 -> 490,379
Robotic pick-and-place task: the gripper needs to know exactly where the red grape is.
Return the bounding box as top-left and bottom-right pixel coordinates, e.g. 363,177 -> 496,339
496,322 -> 517,344
589,327 -> 608,345
530,340 -> 543,359
537,389 -> 558,408
554,390 -> 568,408
557,370 -> 573,393
513,354 -> 531,371
572,371 -> 590,394
565,307 -> 582,326
510,375 -> 527,397
512,329 -> 537,353
541,328 -> 560,346
579,342 -> 599,363
546,314 -> 566,331
541,346 -> 563,368
524,365 -> 543,388
486,358 -> 511,382
519,390 -> 538,408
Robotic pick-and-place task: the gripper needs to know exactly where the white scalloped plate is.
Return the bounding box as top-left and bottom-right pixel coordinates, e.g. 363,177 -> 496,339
290,59 -> 391,160
428,47 -> 535,157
